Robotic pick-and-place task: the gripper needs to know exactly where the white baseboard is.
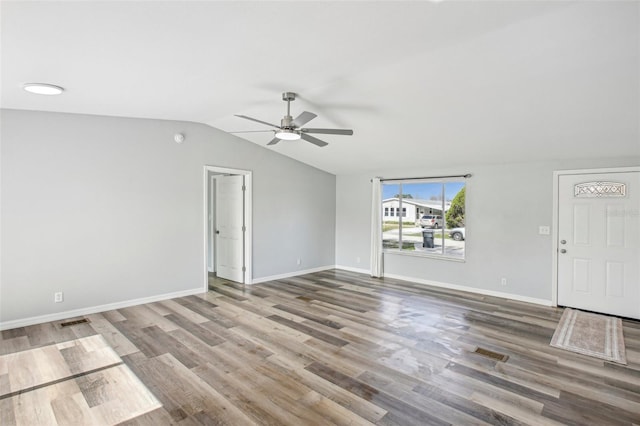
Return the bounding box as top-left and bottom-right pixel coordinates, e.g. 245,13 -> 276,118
383,272 -> 553,306
334,265 -> 370,275
0,287 -> 204,331
250,265 -> 335,284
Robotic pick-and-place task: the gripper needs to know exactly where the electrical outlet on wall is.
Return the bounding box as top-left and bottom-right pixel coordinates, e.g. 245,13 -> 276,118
54,292 -> 64,303
296,258 -> 301,266
500,278 -> 507,286
539,226 -> 550,235
356,257 -> 361,264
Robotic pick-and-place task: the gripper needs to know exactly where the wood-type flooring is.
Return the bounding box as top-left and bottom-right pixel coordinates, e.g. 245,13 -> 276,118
2,269 -> 640,425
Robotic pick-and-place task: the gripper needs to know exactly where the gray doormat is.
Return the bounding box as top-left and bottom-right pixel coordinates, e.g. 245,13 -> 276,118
551,308 -> 627,364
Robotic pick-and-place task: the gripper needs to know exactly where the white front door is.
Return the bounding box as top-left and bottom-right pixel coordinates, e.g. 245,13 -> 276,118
557,171 -> 640,319
215,175 -> 245,283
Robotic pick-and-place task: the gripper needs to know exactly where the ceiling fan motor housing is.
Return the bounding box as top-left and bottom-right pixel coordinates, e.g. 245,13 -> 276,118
281,92 -> 296,128
281,115 -> 294,129
282,92 -> 296,101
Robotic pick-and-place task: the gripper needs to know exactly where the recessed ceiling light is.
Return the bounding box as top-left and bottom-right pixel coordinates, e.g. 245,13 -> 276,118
23,83 -> 64,95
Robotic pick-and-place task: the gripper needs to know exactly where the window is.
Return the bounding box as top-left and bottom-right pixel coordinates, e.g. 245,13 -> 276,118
381,179 -> 466,259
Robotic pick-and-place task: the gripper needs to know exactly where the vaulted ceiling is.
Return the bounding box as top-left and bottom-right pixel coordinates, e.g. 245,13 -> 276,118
2,1 -> 638,174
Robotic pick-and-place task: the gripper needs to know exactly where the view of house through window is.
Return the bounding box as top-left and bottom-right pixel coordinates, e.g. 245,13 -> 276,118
382,180 -> 466,259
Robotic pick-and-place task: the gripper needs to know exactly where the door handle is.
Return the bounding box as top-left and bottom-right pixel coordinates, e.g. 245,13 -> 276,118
216,230 -> 220,234
560,249 -> 567,254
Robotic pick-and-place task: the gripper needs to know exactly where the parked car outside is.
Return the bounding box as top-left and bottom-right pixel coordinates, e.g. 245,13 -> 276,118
419,215 -> 442,229
449,227 -> 465,241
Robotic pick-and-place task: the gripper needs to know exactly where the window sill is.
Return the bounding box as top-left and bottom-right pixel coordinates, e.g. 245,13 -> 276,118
383,249 -> 466,263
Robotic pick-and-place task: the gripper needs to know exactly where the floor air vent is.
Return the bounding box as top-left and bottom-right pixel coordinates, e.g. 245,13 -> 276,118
60,318 -> 90,327
473,347 -> 509,362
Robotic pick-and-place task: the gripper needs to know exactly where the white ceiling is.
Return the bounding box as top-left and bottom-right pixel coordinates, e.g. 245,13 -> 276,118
2,1 -> 638,175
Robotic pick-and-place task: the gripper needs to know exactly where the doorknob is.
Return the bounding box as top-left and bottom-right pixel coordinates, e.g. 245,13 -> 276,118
216,230 -> 220,234
560,240 -> 566,244
560,249 -> 567,254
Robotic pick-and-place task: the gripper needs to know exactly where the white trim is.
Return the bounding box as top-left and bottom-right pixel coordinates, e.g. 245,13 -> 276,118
244,173 -> 253,283
0,288 -> 203,331
203,165 -> 253,289
552,170 -> 560,307
203,169 -> 210,292
208,173 -> 216,273
552,166 -> 639,177
383,249 -> 466,263
250,265 -> 335,284
384,273 -> 553,307
552,166 -> 640,308
335,265 -> 371,275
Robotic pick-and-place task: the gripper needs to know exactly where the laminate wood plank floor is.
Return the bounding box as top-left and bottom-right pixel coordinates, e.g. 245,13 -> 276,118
2,269 -> 640,425
0,335 -> 161,425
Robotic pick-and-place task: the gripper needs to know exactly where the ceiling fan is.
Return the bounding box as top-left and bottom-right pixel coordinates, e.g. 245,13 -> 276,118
232,92 -> 354,147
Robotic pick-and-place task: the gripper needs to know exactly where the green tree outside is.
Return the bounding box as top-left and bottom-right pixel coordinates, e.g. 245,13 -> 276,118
446,187 -> 465,228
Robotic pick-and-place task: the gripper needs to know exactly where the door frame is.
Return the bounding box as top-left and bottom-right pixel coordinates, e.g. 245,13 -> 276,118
551,166 -> 640,307
203,165 -> 252,291
207,172 -> 216,273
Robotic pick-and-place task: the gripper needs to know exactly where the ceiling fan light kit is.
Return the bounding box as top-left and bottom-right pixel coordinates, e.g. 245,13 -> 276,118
274,129 -> 301,140
234,92 -> 354,147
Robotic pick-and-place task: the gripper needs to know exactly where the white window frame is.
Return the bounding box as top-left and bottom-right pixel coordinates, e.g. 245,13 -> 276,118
382,178 -> 466,262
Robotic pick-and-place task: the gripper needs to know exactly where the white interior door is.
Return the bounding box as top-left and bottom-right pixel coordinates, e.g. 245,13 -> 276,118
215,175 -> 245,283
557,171 -> 640,319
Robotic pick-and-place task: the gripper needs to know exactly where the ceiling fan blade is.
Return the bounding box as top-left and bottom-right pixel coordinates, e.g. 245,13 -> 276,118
267,137 -> 281,146
300,133 -> 328,147
291,111 -> 317,128
229,130 -> 275,134
301,128 -> 354,136
234,114 -> 281,129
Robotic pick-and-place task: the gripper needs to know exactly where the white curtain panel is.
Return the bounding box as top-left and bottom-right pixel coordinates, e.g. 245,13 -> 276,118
370,177 -> 383,277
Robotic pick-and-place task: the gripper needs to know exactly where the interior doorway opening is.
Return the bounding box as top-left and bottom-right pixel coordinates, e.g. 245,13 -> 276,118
204,166 -> 252,291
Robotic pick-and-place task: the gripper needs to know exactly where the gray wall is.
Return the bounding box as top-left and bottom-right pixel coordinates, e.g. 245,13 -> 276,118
336,158 -> 640,302
1,109 -> 336,323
